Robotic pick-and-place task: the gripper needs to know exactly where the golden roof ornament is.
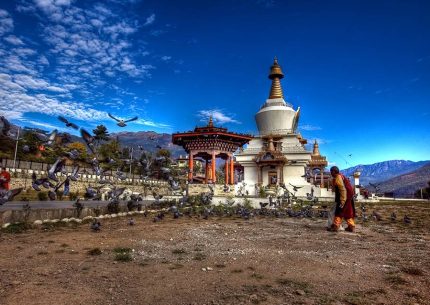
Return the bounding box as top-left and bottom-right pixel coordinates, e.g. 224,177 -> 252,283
312,140 -> 321,156
208,115 -> 214,127
268,57 -> 285,99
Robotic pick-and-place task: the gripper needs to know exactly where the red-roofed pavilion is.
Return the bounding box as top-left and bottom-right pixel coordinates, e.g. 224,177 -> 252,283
172,117 -> 252,184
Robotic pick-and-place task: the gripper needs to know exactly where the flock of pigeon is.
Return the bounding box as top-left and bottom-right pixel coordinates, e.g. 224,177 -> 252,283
0,114 -> 184,207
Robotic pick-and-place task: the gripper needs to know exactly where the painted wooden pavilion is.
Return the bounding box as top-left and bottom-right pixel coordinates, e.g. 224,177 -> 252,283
172,117 -> 252,184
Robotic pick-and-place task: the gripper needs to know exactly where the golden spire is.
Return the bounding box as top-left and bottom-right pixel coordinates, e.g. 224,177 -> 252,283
268,57 -> 285,99
312,140 -> 320,156
208,115 -> 214,127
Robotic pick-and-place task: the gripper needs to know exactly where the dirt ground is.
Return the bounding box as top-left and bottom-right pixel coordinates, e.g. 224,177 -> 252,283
0,201 -> 429,305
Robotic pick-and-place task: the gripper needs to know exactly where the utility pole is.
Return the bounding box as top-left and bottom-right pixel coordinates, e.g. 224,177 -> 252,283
129,146 -> 133,181
12,127 -> 20,170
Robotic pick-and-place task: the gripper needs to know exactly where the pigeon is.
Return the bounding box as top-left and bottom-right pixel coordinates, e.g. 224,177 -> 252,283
108,113 -> 138,127
91,219 -> 101,232
403,215 -> 411,224
47,157 -> 66,182
289,183 -> 303,193
153,212 -> 165,222
48,190 -> 56,201
372,211 -> 382,221
128,218 -> 135,226
80,128 -> 95,153
22,145 -> 30,153
259,201 -> 268,208
69,165 -> 80,181
0,116 -> 11,136
65,149 -> 80,160
0,188 -> 23,205
35,129 -> 58,146
58,116 -> 79,129
391,212 -> 397,221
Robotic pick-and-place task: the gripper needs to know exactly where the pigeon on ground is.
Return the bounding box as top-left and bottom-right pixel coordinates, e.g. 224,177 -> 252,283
372,211 -> 383,221
128,218 -> 135,226
403,215 -> 412,224
391,212 -> 397,221
91,219 -> 101,232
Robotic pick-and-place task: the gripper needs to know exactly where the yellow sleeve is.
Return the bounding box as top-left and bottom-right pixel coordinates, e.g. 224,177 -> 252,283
335,175 -> 346,204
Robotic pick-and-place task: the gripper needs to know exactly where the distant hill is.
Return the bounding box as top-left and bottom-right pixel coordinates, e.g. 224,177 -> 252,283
342,160 -> 430,186
111,131 -> 186,158
376,163 -> 430,197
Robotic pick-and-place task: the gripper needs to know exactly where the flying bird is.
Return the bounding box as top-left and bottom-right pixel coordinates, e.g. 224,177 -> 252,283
58,116 -> 79,130
108,113 -> 138,127
0,116 -> 11,136
80,128 -> 95,153
0,188 -> 23,205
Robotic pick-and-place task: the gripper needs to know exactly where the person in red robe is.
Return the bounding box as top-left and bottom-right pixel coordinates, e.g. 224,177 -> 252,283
0,167 -> 11,191
328,166 -> 356,232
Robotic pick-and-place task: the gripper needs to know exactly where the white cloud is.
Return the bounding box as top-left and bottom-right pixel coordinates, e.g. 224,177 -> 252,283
135,118 -> 170,129
197,109 -> 240,124
161,55 -> 171,61
4,35 -> 24,45
299,124 -> 321,131
18,118 -> 64,131
0,9 -> 14,36
144,13 -> 155,26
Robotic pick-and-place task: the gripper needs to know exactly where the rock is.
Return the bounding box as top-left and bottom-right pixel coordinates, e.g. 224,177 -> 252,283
42,219 -> 52,223
295,289 -> 306,296
61,218 -> 70,222
207,267 -> 213,271
110,214 -> 117,218
11,281 -> 21,286
202,268 -> 207,271
2,223 -> 10,228
33,220 -> 43,225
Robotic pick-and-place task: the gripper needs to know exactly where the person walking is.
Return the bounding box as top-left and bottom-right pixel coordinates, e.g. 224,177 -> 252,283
0,167 -> 11,191
328,166 -> 356,232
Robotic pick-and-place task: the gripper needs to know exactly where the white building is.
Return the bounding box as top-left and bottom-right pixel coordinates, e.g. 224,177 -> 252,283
235,58 -> 333,198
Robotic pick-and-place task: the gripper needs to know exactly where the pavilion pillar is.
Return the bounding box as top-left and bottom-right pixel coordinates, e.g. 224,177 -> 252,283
230,156 -> 234,185
205,161 -> 209,184
279,164 -> 284,184
211,151 -> 216,183
320,167 -> 324,188
257,165 -> 262,185
224,159 -> 229,185
188,152 -> 194,181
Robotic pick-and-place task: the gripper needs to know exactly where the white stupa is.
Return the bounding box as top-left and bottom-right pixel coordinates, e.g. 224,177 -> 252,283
235,58 -> 333,198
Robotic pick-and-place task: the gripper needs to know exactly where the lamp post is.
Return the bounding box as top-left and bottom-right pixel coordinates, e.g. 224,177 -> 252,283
12,127 -> 20,171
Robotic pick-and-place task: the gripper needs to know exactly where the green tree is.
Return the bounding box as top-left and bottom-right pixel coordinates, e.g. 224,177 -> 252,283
93,125 -> 110,145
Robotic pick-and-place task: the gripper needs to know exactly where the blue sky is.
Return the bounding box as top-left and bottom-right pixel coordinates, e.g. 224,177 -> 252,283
0,0 -> 429,169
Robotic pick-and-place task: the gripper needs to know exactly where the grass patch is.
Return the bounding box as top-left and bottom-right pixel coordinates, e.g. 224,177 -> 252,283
215,263 -> 226,268
385,274 -> 408,285
2,223 -> 30,234
344,291 -> 371,305
276,278 -> 312,292
194,252 -> 206,261
113,247 -> 132,253
401,266 -> 424,276
250,273 -> 264,280
114,252 -> 132,262
172,248 -> 187,255
88,248 -> 102,256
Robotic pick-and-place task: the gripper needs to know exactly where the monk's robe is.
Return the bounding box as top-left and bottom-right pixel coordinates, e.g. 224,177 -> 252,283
333,173 -> 356,220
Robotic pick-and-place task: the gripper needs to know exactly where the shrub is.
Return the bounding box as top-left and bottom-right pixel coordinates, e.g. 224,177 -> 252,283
88,248 -> 102,256
37,191 -> 48,201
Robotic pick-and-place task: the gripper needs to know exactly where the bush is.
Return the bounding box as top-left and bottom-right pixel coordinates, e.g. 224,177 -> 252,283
88,248 -> 102,256
69,192 -> 79,201
37,191 -> 48,201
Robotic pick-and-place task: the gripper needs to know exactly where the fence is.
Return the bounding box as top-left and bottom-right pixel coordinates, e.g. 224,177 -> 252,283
0,158 -> 167,186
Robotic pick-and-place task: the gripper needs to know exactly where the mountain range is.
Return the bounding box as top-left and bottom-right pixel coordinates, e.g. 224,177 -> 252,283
342,160 -> 430,197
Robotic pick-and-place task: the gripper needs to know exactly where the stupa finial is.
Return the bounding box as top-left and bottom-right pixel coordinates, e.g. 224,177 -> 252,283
268,57 -> 285,99
208,115 -> 214,127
